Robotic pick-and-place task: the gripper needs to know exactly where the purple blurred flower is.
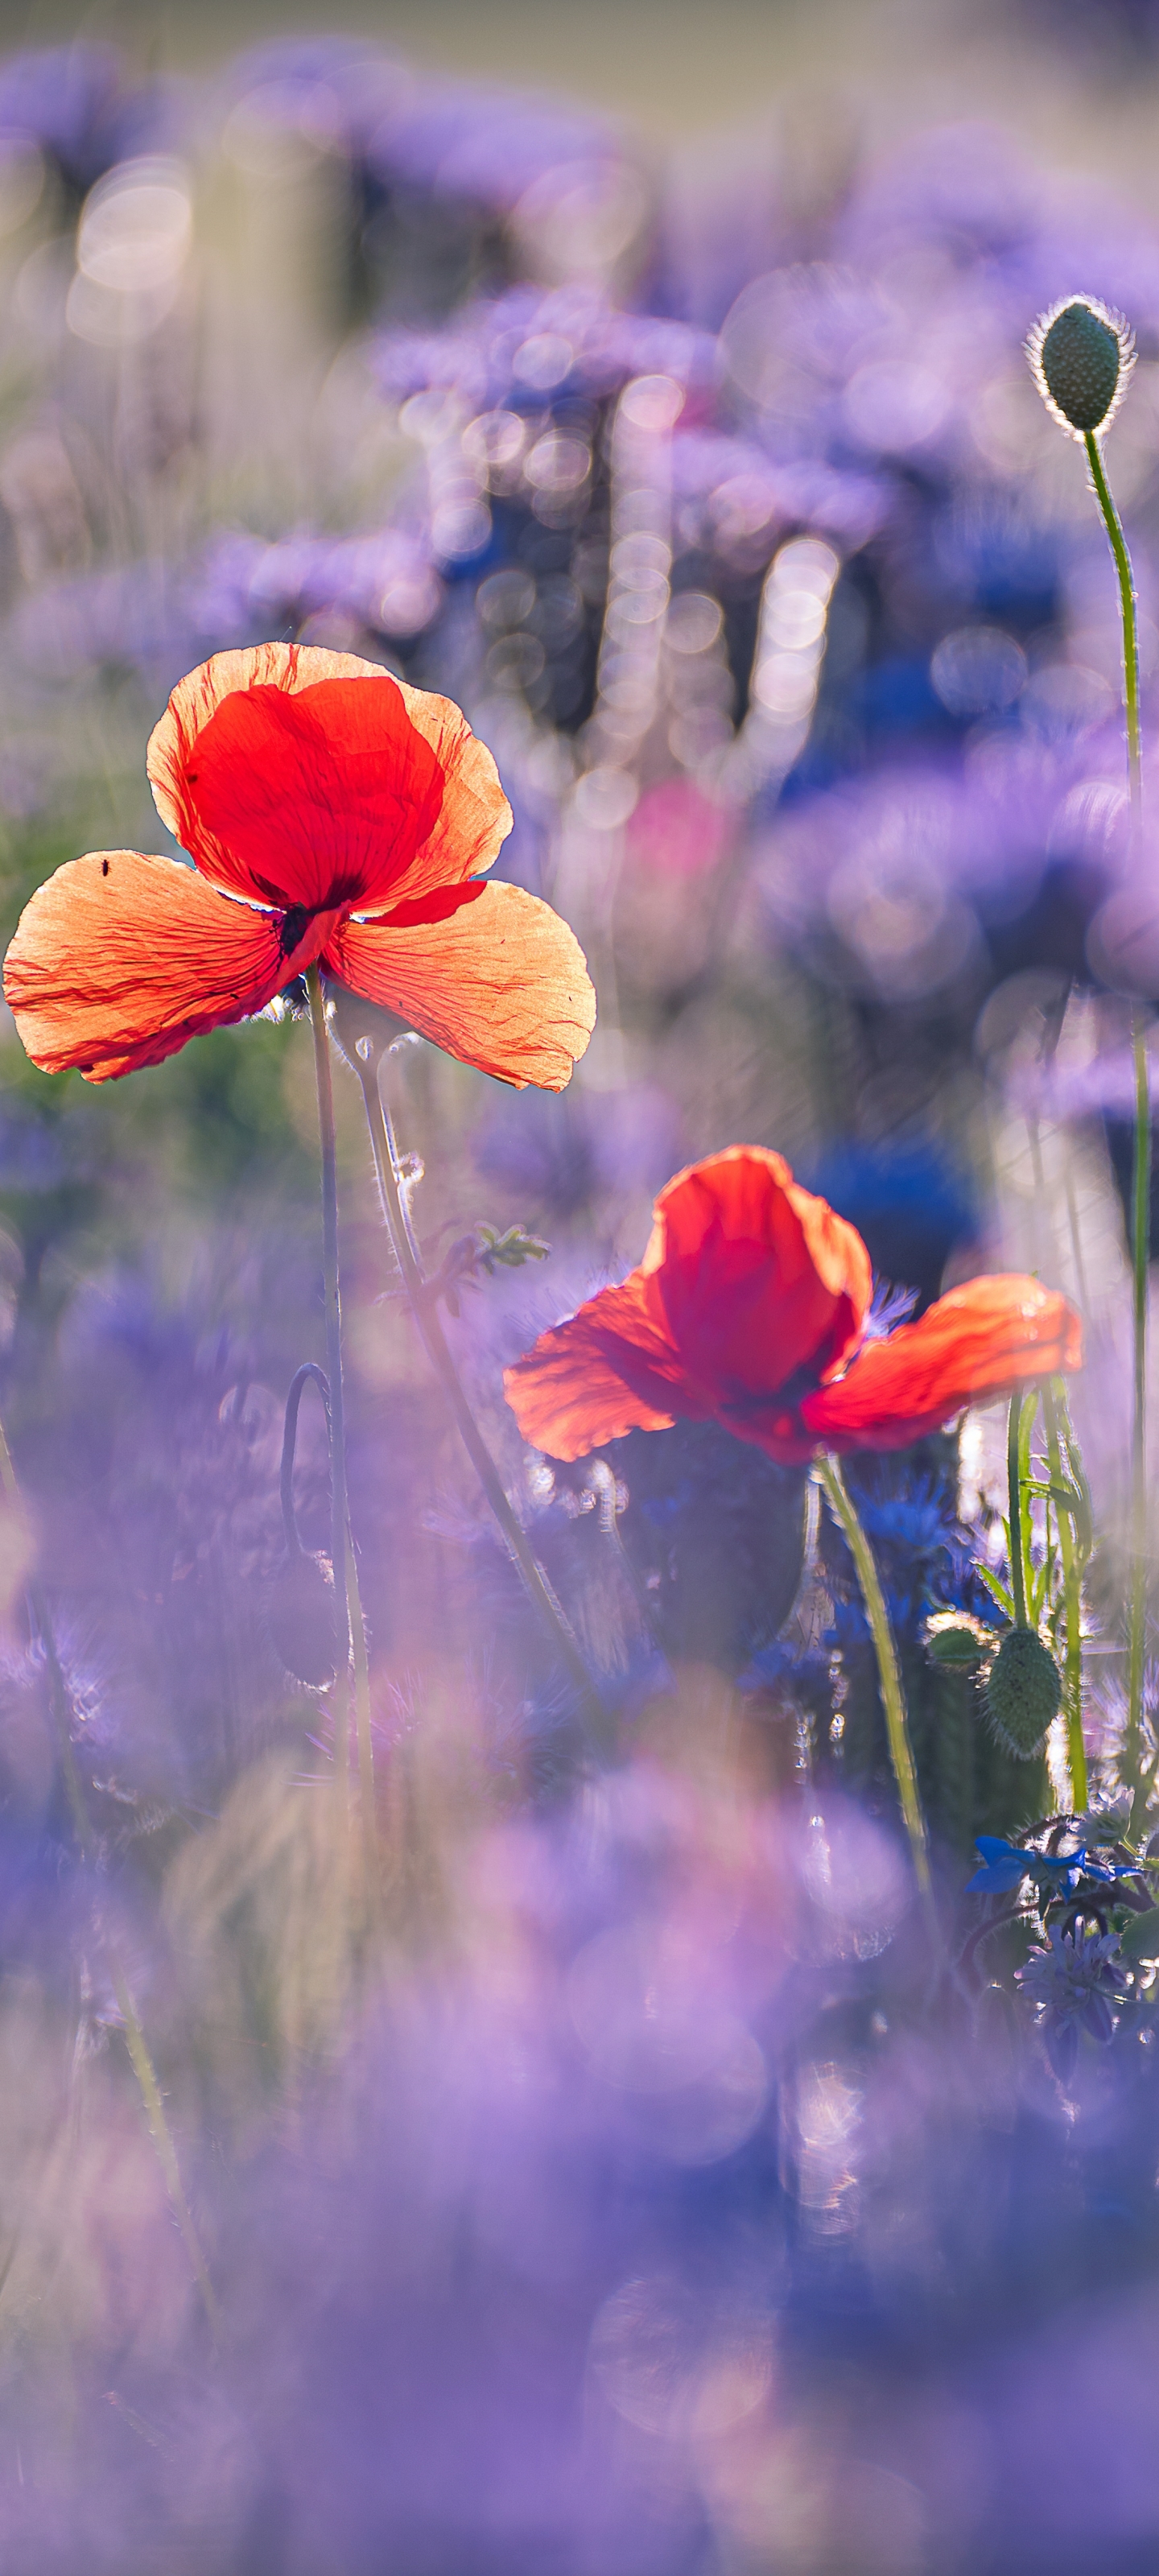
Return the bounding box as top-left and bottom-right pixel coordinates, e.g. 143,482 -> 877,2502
0,45 -> 183,193
754,724 -> 1136,1001
1017,1920 -> 1131,2045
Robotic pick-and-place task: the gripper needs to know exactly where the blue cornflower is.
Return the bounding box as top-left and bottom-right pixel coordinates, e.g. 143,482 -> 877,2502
965,1836 -> 1140,1897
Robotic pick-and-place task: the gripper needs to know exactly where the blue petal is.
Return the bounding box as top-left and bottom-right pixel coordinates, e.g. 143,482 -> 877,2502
965,1855 -> 1029,1893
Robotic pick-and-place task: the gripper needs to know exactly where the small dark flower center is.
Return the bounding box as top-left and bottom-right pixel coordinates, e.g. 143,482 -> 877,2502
279,904 -> 311,958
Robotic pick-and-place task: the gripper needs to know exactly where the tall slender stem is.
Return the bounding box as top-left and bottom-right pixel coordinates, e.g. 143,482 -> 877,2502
1007,1391 -> 1029,1630
1041,1380 -> 1087,1810
281,1360 -> 376,1900
1086,429 -> 1149,1810
306,966 -> 354,1800
353,1053 -> 608,1745
817,1453 -> 932,1903
346,1519 -> 379,1918
1128,1021 -> 1150,1815
1086,430 -> 1141,817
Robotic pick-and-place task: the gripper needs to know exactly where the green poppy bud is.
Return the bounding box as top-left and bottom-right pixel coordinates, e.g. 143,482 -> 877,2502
1027,295 -> 1135,440
984,1627 -> 1062,1760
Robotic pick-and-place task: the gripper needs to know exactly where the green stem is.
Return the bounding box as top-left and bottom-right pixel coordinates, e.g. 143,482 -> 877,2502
817,1454 -> 932,1903
306,966 -> 356,1806
1007,1393 -> 1029,1629
1086,429 -> 1141,819
1086,430 -> 1150,1822
281,1358 -> 376,1898
345,1520 -> 379,1919
1042,1380 -> 1087,1810
1128,1014 -> 1150,1821
353,1055 -> 608,1746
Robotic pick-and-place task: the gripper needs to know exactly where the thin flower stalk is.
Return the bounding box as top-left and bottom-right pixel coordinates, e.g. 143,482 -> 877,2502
1042,1378 -> 1088,1810
1028,304 -> 1148,1818
306,967 -> 359,1811
281,1361 -> 377,1913
816,1451 -> 933,1905
346,1517 -> 379,1922
1083,431 -> 1149,1814
1128,1012 -> 1150,1821
351,1046 -> 608,1744
1085,432 -> 1142,815
1007,1388 -> 1041,1637
1007,1391 -> 1030,1631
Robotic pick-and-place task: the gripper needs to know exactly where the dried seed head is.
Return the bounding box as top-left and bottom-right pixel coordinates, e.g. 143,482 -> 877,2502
984,1626 -> 1062,1759
1027,295 -> 1135,440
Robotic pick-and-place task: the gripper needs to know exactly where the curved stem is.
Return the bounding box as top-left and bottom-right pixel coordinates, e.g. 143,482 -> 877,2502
817,1453 -> 932,1904
1086,430 -> 1141,819
280,1361 -> 330,1557
354,1055 -> 608,1748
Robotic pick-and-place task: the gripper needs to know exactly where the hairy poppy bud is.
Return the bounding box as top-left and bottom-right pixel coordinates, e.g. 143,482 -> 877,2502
266,1550 -> 337,1686
984,1627 -> 1062,1760
1027,295 -> 1135,440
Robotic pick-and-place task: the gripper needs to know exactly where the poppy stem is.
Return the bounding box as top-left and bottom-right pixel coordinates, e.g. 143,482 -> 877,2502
1128,1018 -> 1150,1828
1085,430 -> 1151,1825
1007,1392 -> 1030,1630
352,1051 -> 609,1748
816,1453 -> 933,1905
1041,1379 -> 1087,1812
281,1360 -> 377,1909
280,1360 -> 330,1557
4,1449 -> 219,2336
307,966 -> 380,1876
1086,431 -> 1141,814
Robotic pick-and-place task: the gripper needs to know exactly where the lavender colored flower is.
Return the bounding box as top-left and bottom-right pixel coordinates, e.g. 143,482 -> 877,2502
1017,1919 -> 1131,2046
0,45 -> 182,194
368,80 -> 627,221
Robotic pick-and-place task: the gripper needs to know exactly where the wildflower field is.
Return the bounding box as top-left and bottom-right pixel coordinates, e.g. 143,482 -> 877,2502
6,14 -> 1159,2570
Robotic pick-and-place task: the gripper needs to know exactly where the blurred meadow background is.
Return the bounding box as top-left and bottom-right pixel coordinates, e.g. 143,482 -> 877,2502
4,0 -> 1159,2569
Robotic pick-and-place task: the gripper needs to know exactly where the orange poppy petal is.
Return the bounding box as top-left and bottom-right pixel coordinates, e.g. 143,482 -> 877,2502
648,1146 -> 872,1403
325,881 -> 596,1091
390,674 -> 514,905
2,850 -> 293,1082
147,642 -> 512,910
166,677 -> 447,914
798,1275 -> 1083,1454
504,1274 -> 699,1460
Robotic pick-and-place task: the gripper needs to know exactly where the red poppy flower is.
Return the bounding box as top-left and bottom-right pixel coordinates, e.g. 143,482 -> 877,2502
2,642 -> 596,1088
504,1146 -> 1082,1463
